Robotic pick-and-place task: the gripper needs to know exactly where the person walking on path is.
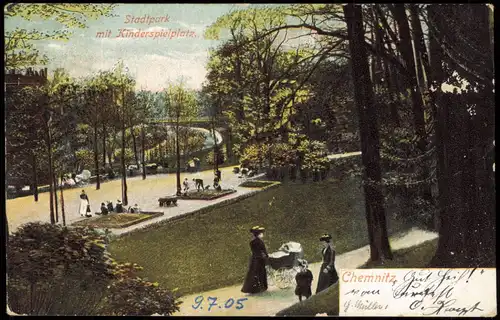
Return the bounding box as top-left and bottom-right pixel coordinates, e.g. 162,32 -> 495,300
241,226 -> 269,294
78,190 -> 92,218
316,234 -> 339,293
295,259 -> 313,302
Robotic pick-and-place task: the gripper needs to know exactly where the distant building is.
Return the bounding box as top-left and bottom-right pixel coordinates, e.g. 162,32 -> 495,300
4,68 -> 48,92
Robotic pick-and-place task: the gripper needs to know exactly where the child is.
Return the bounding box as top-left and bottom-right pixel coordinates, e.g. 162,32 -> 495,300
100,202 -> 109,215
295,259 -> 313,302
183,178 -> 190,194
115,200 -> 124,213
106,201 -> 114,213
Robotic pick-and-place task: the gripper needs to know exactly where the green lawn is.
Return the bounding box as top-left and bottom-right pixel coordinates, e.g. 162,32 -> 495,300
275,238 -> 438,316
108,177 -> 422,296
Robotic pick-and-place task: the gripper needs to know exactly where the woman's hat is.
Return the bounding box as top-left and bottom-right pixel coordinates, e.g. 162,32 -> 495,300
250,225 -> 265,233
319,234 -> 332,242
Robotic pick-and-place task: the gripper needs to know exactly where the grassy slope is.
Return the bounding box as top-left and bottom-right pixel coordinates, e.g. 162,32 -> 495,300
276,238 -> 438,316
108,177 -> 419,296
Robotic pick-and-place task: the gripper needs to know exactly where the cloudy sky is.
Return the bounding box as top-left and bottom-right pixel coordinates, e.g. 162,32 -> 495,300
4,3 -> 262,91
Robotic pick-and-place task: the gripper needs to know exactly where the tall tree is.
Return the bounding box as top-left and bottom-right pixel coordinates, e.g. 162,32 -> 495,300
134,90 -> 157,179
110,61 -> 135,206
164,81 -> 199,195
426,4 -> 495,267
391,4 -> 433,202
343,3 -> 393,262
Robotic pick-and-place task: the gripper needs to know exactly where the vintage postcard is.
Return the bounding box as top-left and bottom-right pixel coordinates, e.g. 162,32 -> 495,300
4,3 -> 496,317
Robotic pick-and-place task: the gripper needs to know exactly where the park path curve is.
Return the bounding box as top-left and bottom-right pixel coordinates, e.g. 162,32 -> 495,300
173,227 -> 438,317
6,166 -> 246,233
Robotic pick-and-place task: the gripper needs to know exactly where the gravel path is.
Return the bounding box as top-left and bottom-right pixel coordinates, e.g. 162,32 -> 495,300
174,227 -> 438,317
6,166 -> 248,232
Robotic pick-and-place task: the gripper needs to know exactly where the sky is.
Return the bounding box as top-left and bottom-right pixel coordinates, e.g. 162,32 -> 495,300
5,3 -> 470,93
4,3 -> 266,92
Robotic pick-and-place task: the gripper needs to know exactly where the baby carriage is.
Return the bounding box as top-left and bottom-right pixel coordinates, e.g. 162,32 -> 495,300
266,241 -> 305,289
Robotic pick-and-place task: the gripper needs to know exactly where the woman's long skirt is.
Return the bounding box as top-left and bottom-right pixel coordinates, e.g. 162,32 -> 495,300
316,263 -> 339,294
241,256 -> 268,294
79,199 -> 90,216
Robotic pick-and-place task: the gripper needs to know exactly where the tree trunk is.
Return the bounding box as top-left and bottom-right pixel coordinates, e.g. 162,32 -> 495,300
409,4 -> 428,90
93,125 -> 100,190
131,127 -> 139,166
175,122 -> 182,196
164,126 -> 169,162
141,125 -> 146,180
60,174 -> 66,226
102,123 -> 107,170
53,173 -> 59,223
344,3 -> 393,262
427,4 -> 447,232
392,4 -> 433,202
32,153 -> 39,202
46,126 -> 55,224
211,114 -> 219,173
121,87 -> 128,206
368,8 -> 377,90
226,128 -> 233,162
429,4 -> 495,267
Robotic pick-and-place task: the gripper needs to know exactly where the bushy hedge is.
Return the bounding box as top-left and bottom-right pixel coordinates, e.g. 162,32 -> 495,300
7,222 -> 181,316
205,149 -> 225,166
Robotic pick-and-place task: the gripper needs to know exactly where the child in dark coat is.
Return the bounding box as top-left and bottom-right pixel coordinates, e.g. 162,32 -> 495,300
295,259 -> 313,302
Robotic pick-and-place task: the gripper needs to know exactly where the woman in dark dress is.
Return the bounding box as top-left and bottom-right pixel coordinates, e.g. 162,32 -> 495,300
241,226 -> 269,294
316,234 -> 339,293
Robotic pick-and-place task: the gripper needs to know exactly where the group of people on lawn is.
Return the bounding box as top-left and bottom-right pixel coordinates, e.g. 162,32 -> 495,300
182,169 -> 222,194
78,190 -> 141,218
241,226 -> 339,302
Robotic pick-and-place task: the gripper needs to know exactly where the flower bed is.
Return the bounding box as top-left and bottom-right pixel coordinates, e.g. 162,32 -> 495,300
72,212 -> 164,229
180,189 -> 236,200
238,180 -> 279,188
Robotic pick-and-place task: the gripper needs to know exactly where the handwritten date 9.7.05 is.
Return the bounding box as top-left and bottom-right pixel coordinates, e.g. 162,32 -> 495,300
192,296 -> 248,312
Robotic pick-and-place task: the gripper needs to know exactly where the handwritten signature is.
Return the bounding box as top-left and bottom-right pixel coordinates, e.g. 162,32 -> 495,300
411,299 -> 484,316
343,299 -> 388,313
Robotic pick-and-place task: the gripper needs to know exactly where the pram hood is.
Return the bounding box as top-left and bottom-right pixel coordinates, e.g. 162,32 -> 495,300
279,241 -> 303,253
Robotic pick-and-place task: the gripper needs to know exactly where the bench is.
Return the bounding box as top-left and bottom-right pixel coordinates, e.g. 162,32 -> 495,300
158,196 -> 178,207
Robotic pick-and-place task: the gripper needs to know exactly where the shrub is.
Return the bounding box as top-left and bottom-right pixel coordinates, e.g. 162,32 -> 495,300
75,149 -> 94,171
206,149 -> 225,166
240,144 -> 270,169
113,148 -> 135,165
7,222 -> 181,316
239,180 -> 275,188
